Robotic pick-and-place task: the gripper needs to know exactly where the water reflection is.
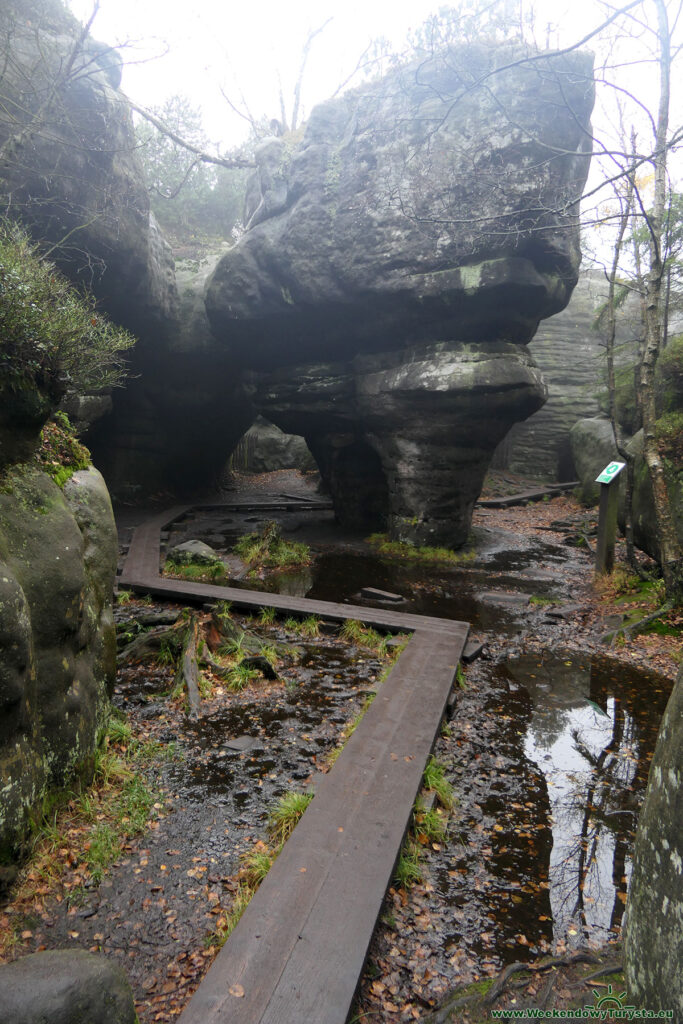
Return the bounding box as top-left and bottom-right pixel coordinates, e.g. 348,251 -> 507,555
506,652 -> 672,947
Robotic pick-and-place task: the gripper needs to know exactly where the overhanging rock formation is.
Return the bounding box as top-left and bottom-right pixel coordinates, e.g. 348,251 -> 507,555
207,42 -> 594,546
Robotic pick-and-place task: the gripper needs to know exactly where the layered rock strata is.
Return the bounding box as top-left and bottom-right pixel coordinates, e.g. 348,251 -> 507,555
207,43 -> 594,545
495,270 -> 643,480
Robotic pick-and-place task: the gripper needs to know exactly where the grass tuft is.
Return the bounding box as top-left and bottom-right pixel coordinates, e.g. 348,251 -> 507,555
423,756 -> 456,810
226,664 -> 261,692
300,615 -> 320,638
395,838 -> 424,888
163,559 -> 227,583
268,790 -> 314,846
234,521 -> 310,571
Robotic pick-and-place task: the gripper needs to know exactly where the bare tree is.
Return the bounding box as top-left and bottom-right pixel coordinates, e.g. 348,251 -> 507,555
590,0 -> 683,603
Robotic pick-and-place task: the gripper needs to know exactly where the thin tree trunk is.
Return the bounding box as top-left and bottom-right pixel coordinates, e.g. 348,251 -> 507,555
639,0 -> 683,603
605,160 -> 637,570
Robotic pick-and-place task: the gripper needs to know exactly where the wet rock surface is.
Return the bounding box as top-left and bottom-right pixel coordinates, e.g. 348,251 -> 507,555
0,948 -> 136,1024
0,467 -> 116,872
207,44 -> 593,546
625,663 -> 683,1018
0,0 -> 177,337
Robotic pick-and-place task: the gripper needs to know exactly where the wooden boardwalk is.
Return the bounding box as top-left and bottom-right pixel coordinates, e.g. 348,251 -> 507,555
477,480 -> 579,509
120,506 -> 468,1024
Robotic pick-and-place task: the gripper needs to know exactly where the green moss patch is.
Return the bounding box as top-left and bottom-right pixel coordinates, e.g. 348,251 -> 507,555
367,533 -> 476,565
34,413 -> 91,487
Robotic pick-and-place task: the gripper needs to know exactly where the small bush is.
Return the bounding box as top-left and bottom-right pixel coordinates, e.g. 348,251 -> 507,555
594,566 -> 640,601
0,220 -> 135,399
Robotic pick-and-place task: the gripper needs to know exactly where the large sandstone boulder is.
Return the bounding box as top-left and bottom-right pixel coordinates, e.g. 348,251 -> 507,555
231,416 -> 316,475
0,2 -> 252,500
0,949 -> 136,1024
254,342 -> 545,542
625,663 -> 683,1018
0,0 -> 177,336
0,465 -> 116,885
207,43 -> 594,544
569,417 -> 620,505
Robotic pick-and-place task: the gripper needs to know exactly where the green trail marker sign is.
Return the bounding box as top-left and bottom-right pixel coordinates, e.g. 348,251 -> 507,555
595,461 -> 626,573
596,461 -> 626,485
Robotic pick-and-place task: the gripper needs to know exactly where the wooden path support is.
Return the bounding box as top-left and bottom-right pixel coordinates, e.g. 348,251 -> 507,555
477,481 -> 579,509
120,505 -> 469,1024
593,461 -> 626,575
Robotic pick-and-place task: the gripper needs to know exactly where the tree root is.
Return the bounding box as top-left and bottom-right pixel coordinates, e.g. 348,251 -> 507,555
116,622 -> 183,665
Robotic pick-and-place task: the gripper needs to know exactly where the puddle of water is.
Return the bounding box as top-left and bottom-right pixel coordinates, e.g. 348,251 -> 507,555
157,640 -> 381,819
225,551 -> 550,633
440,651 -> 673,962
164,507 -> 575,633
515,651 -> 671,947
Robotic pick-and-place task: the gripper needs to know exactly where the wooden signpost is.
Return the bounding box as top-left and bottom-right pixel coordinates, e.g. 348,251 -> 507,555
595,461 -> 626,573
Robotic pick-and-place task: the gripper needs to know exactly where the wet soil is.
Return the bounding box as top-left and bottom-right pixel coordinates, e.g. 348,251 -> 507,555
2,610 -> 386,1021
353,648 -> 673,1022
2,470 -> 680,1023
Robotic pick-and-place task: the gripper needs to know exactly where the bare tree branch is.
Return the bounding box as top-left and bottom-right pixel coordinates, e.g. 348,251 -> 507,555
129,100 -> 254,169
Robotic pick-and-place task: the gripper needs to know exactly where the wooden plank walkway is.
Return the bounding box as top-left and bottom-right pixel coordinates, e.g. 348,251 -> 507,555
477,480 -> 579,508
120,505 -> 469,1024
178,629 -> 465,1024
120,512 -> 460,635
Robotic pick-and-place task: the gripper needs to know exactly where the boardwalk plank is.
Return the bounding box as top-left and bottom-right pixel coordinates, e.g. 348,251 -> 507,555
121,573 -> 461,635
477,481 -> 579,508
178,630 -> 465,1024
120,506 -> 469,1024
119,507 -> 188,583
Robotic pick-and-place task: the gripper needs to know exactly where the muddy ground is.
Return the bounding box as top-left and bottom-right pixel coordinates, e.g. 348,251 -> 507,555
1,470 -> 680,1023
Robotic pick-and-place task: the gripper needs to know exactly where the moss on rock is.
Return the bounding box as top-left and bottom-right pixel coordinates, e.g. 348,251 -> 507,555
0,465 -> 116,883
